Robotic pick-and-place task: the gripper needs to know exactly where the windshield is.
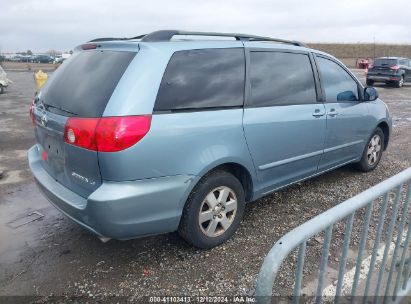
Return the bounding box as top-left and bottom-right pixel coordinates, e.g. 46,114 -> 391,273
39,50 -> 136,117
373,58 -> 398,67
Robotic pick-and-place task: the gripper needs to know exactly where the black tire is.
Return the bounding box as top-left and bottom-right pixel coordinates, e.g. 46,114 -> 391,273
178,170 -> 245,249
0,85 -> 3,94
395,76 -> 404,88
355,127 -> 384,172
366,79 -> 374,86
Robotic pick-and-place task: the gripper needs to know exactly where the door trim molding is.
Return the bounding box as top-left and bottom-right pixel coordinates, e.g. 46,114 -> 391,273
258,139 -> 363,171
260,157 -> 358,196
258,149 -> 323,171
323,140 -> 364,153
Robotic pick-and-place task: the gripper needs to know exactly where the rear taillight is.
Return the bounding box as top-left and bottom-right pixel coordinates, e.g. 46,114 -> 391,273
390,65 -> 400,70
64,117 -> 99,150
64,115 -> 152,152
94,116 -> 152,152
29,99 -> 36,126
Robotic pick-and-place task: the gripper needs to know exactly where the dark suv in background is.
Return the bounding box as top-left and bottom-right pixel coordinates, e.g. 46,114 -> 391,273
366,57 -> 411,88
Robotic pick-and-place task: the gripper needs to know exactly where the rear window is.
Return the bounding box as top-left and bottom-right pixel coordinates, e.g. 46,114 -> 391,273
40,50 -> 136,117
373,58 -> 398,66
154,48 -> 245,111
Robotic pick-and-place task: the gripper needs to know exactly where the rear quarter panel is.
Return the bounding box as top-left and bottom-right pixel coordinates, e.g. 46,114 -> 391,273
97,109 -> 257,183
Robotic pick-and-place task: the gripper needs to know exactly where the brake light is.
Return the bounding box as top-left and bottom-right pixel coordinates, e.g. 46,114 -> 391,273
29,99 -> 36,126
390,65 -> 400,70
64,117 -> 99,150
81,43 -> 98,50
64,115 -> 152,152
94,116 -> 152,152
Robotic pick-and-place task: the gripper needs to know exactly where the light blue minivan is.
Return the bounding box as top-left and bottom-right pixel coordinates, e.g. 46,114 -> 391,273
28,30 -> 392,248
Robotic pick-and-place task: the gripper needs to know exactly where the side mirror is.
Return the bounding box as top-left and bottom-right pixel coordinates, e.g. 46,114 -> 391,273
337,90 -> 357,102
364,87 -> 378,101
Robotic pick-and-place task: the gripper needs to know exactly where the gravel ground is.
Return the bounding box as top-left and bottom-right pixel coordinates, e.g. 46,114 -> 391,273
0,68 -> 410,302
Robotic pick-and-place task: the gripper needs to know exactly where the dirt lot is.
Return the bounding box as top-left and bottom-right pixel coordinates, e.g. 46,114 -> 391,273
0,67 -> 410,302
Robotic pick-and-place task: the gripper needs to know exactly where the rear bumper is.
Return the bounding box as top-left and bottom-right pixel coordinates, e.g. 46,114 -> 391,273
28,145 -> 198,240
367,75 -> 400,82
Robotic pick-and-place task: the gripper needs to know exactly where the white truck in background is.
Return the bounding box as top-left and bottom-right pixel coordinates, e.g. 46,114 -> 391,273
53,52 -> 72,64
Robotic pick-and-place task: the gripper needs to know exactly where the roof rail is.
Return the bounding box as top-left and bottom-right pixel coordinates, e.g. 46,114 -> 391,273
140,30 -> 307,47
89,30 -> 307,47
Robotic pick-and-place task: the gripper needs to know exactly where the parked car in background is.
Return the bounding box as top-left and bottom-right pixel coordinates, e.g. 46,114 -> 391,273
358,58 -> 370,69
10,55 -> 23,62
28,30 -> 392,249
8,55 -> 32,62
366,57 -> 411,88
20,55 -> 33,62
53,56 -> 66,64
32,55 -> 54,63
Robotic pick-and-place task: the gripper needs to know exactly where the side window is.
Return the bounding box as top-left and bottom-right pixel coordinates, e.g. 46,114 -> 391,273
399,59 -> 406,66
249,51 -> 317,107
317,56 -> 359,102
154,48 -> 244,111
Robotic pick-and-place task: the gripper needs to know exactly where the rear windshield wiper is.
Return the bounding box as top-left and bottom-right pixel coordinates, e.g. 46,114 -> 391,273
43,103 -> 78,116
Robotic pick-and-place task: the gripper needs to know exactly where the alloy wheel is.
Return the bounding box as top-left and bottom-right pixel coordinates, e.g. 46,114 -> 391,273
367,134 -> 382,166
198,186 -> 238,237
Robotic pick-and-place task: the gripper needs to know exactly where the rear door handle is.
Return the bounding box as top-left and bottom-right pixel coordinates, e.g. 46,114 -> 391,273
327,108 -> 338,117
312,109 -> 325,117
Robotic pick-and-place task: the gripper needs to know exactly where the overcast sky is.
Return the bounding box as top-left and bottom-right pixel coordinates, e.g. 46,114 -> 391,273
1,0 -> 410,53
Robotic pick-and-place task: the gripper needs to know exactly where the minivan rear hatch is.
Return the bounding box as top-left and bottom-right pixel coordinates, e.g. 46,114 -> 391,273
32,48 -> 136,198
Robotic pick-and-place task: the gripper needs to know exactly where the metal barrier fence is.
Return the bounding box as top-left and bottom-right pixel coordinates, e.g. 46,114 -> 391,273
256,167 -> 411,304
